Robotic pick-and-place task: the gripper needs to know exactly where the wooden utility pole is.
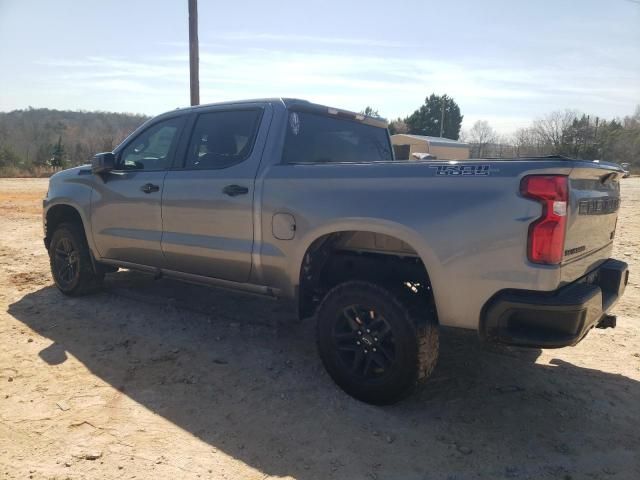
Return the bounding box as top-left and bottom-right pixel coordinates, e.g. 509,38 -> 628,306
439,100 -> 445,137
188,0 -> 200,106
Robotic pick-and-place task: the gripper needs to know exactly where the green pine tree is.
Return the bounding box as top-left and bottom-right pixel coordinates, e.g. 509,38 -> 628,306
405,94 -> 463,139
50,136 -> 66,169
360,106 -> 381,118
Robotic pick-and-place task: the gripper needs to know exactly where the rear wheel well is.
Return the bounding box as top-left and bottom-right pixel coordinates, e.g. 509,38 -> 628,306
298,231 -> 438,325
45,205 -> 84,249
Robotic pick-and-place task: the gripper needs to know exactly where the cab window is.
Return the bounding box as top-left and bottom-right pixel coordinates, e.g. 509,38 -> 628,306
184,109 -> 263,170
119,117 -> 184,170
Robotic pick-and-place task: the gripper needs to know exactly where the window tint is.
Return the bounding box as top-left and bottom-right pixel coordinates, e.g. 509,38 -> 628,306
282,112 -> 392,164
119,117 -> 183,170
185,109 -> 262,169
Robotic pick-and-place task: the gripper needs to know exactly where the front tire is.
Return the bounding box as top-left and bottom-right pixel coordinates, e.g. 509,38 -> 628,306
48,222 -> 103,296
316,281 -> 438,405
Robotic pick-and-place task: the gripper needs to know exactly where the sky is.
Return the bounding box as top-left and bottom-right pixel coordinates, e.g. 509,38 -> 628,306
1,0 -> 639,134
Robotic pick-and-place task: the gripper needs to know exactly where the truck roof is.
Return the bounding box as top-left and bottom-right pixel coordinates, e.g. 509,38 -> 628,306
166,98 -> 388,128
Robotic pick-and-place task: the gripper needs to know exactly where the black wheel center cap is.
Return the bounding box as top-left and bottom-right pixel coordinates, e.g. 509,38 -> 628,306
361,335 -> 374,347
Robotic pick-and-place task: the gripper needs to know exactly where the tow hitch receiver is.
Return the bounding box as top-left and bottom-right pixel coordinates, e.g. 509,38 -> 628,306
597,314 -> 617,329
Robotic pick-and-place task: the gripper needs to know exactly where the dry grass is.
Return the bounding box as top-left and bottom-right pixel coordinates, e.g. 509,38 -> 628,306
0,166 -> 57,178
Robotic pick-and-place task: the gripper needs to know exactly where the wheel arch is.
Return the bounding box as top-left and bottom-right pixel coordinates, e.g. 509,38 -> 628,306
44,202 -> 91,251
294,220 -> 442,323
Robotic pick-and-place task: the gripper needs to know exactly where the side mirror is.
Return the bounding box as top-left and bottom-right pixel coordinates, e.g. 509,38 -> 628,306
92,152 -> 116,174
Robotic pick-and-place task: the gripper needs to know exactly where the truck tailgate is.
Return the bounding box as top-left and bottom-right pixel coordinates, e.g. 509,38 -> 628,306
561,164 -> 621,284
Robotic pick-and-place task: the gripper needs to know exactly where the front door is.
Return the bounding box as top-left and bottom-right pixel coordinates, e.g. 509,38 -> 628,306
91,115 -> 185,266
161,105 -> 270,282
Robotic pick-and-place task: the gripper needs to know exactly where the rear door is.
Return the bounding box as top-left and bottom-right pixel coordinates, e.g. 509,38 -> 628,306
561,164 -> 621,282
91,115 -> 185,266
161,103 -> 270,282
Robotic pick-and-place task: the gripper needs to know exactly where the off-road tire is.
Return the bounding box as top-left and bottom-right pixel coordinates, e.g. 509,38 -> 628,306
316,281 -> 438,405
48,222 -> 104,296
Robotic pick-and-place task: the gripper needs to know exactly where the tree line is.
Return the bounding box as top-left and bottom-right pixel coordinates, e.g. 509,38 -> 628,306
1,98 -> 638,177
0,107 -> 148,176
366,94 -> 639,170
461,108 -> 640,167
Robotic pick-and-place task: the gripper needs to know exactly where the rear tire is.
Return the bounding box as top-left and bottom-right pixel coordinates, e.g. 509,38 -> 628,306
316,281 -> 438,405
48,222 -> 103,296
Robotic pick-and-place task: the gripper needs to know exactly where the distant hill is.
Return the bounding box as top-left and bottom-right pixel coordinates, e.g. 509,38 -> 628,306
0,107 -> 149,175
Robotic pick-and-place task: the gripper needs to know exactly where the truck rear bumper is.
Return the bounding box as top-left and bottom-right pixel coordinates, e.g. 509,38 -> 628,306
481,259 -> 629,348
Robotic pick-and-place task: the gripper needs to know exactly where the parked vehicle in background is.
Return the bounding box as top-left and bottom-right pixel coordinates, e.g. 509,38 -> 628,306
391,134 -> 470,160
620,162 -> 631,178
43,98 -> 629,404
411,152 -> 437,160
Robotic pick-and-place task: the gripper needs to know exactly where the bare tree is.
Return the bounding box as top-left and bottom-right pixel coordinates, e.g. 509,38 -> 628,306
532,110 -> 577,154
490,134 -> 516,158
623,105 -> 640,129
513,127 -> 543,157
388,118 -> 409,135
467,120 -> 496,157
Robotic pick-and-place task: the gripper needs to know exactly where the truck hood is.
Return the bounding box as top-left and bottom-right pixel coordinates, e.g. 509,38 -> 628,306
49,165 -> 91,182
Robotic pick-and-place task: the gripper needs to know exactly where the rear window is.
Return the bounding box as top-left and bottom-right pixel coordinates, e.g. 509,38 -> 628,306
282,112 -> 392,164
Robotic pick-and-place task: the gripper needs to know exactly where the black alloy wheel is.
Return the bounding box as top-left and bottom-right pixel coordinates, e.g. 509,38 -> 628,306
333,304 -> 396,381
52,236 -> 80,289
316,281 -> 439,405
48,222 -> 103,296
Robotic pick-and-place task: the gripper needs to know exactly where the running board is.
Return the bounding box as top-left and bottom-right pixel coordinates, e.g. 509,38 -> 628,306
99,259 -> 280,298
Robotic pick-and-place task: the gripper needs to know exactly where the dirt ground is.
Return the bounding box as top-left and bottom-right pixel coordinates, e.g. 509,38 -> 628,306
0,177 -> 638,480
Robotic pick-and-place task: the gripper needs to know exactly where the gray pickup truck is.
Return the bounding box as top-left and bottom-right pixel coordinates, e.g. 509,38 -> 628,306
43,98 -> 629,404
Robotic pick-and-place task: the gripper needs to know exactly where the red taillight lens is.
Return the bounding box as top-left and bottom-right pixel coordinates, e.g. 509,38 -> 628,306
520,175 -> 568,265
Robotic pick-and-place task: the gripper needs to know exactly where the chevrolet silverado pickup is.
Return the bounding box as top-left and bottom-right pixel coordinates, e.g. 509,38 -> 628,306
43,98 -> 629,404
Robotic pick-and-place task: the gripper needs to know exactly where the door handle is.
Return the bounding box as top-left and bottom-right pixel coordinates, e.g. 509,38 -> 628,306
223,184 -> 249,197
141,183 -> 160,194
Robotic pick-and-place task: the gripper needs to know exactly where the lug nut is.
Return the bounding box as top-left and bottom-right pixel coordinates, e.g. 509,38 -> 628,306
364,349 -> 368,354
356,341 -> 361,345
374,337 -> 378,342
372,348 -> 377,352
358,331 -> 362,335
366,329 -> 370,333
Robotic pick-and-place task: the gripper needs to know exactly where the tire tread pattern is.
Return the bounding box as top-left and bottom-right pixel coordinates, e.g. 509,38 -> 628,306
316,280 -> 438,404
49,222 -> 103,296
